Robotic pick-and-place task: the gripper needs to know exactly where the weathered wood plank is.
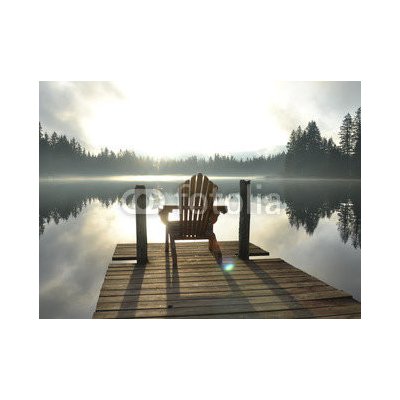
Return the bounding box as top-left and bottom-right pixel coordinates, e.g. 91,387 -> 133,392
108,261 -> 284,272
104,271 -> 302,282
100,275 -> 319,291
98,280 -> 337,297
318,314 -> 361,319
112,241 -> 270,260
105,266 -> 292,276
104,268 -> 309,280
93,298 -> 360,319
94,241 -> 360,319
177,305 -> 362,319
96,290 -> 352,311
108,258 -> 285,267
96,284 -> 333,304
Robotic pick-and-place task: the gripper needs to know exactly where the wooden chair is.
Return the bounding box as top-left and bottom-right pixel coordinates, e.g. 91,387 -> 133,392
159,173 -> 227,267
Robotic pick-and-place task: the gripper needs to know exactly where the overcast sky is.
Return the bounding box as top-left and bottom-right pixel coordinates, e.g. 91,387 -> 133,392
39,81 -> 360,158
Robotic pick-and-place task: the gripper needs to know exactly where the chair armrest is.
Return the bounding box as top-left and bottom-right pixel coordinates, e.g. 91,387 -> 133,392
158,205 -> 179,225
160,205 -> 179,213
209,205 -> 228,224
158,204 -> 228,225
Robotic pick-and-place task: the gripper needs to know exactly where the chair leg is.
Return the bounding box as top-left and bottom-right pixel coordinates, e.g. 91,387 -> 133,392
165,227 -> 169,252
209,233 -> 223,265
170,236 -> 177,268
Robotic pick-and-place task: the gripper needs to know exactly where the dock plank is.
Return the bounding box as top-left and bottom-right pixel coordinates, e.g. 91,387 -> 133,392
93,241 -> 360,319
112,241 -> 269,260
96,284 -> 334,304
94,298 -> 360,319
96,290 -> 352,311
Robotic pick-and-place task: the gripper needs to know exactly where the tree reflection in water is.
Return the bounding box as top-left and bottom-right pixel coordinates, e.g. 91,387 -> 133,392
40,178 -> 361,248
283,180 -> 361,248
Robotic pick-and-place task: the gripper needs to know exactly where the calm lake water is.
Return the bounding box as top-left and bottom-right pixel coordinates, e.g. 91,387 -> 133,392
39,175 -> 361,318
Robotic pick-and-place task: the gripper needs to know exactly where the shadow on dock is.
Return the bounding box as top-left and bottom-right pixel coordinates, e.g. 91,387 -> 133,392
95,241 -> 361,319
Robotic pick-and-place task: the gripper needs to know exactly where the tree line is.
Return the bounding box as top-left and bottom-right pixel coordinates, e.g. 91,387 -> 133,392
39,122 -> 285,175
285,108 -> 361,177
39,108 -> 360,177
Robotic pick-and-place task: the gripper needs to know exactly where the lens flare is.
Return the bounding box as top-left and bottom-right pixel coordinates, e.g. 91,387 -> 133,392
223,263 -> 235,271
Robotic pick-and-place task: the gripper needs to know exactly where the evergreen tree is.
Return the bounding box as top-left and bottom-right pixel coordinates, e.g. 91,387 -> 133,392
286,129 -> 297,153
339,113 -> 353,176
50,131 -> 58,148
285,126 -> 306,175
305,121 -> 322,153
339,113 -> 353,157
352,107 -> 361,176
285,128 -> 298,174
304,121 -> 323,174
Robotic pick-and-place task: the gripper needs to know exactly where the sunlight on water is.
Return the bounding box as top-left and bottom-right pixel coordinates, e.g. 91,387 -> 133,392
39,174 -> 259,183
39,176 -> 361,318
40,174 -> 188,182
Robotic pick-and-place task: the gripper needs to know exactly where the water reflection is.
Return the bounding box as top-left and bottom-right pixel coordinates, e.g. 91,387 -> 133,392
39,177 -> 361,317
40,178 -> 361,248
283,180 -> 361,248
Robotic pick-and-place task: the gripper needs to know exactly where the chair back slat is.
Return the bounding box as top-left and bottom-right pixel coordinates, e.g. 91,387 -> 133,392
195,174 -> 209,236
179,178 -> 190,235
190,173 -> 202,236
188,174 -> 197,236
200,180 -> 217,235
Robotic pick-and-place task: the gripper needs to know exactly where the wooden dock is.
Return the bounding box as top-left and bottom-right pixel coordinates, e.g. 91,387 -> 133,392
93,241 -> 361,319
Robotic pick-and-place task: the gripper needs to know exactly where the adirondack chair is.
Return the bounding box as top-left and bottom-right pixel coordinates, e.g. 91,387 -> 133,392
159,173 -> 227,267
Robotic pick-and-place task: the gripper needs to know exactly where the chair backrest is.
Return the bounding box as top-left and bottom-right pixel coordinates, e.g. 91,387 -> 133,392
178,173 -> 218,237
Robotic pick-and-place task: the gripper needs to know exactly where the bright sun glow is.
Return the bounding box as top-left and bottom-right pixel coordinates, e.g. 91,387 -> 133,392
79,81 -> 286,157
41,81 -> 361,158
